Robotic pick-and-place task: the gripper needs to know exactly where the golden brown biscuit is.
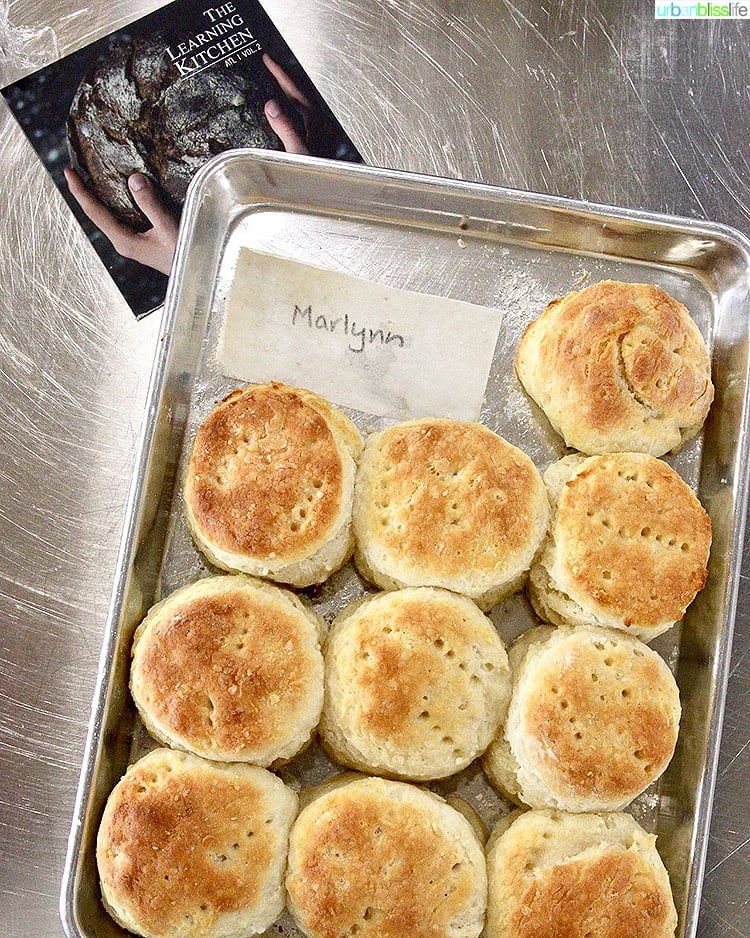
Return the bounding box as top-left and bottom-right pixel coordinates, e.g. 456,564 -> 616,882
319,587 -> 511,780
130,575 -> 325,765
352,418 -> 549,609
529,452 -> 711,641
97,749 -> 298,938
285,775 -> 487,938
515,280 -> 713,455
184,383 -> 363,587
484,625 -> 681,812
485,809 -> 677,938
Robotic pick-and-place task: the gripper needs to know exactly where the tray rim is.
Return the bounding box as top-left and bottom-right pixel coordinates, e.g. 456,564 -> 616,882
60,148 -> 750,938
181,147 -> 750,255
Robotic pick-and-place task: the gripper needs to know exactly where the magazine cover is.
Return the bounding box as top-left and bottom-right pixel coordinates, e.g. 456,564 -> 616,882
1,0 -> 362,316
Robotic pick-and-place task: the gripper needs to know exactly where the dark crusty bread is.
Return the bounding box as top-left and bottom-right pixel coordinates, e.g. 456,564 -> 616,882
67,36 -> 284,231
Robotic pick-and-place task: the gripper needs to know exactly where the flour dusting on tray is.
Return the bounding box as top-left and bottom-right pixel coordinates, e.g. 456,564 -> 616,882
218,249 -> 503,421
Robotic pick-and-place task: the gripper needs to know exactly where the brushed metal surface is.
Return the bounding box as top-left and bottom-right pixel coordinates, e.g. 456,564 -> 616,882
1,2 -> 748,937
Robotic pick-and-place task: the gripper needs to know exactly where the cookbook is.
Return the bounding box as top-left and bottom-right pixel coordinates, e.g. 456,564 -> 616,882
1,0 -> 362,316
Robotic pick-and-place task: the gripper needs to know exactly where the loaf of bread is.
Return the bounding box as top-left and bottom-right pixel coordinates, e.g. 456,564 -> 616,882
130,574 -> 325,765
67,36 -> 284,231
96,748 -> 298,938
352,418 -> 549,609
319,587 -> 511,780
483,624 -> 681,811
515,280 -> 713,455
184,382 -> 363,587
485,809 -> 677,938
285,775 -> 487,938
528,452 -> 712,641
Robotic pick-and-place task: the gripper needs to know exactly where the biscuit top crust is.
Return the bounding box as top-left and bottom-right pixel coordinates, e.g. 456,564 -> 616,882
131,577 -> 321,759
97,751 -> 291,936
324,589 -> 509,771
555,453 -> 711,627
186,383 -> 359,562
287,777 -> 485,938
487,810 -> 676,938
519,630 -> 680,804
515,280 -> 713,454
358,419 -> 546,578
343,591 -> 505,743
506,849 -> 673,938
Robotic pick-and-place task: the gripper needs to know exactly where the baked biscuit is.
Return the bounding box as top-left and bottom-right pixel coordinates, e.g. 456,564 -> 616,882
285,775 -> 487,938
352,418 -> 549,609
515,280 -> 713,455
319,587 -> 511,780
483,625 -> 681,812
485,809 -> 677,938
131,575 -> 325,765
184,383 -> 363,587
97,748 -> 298,938
529,452 -> 711,641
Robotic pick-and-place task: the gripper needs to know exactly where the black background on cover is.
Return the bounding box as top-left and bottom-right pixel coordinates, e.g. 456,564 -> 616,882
2,0 -> 361,317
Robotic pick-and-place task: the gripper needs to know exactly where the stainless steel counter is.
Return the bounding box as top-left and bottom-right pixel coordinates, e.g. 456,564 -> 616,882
0,2 -> 748,936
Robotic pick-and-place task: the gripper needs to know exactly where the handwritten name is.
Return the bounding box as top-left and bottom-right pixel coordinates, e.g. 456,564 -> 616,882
292,305 -> 406,354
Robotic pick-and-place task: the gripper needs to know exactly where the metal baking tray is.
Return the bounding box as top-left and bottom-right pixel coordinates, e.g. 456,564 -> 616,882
61,149 -> 750,938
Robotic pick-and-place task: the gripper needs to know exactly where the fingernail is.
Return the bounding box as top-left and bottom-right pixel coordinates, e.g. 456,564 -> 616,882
266,99 -> 281,118
129,173 -> 149,192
